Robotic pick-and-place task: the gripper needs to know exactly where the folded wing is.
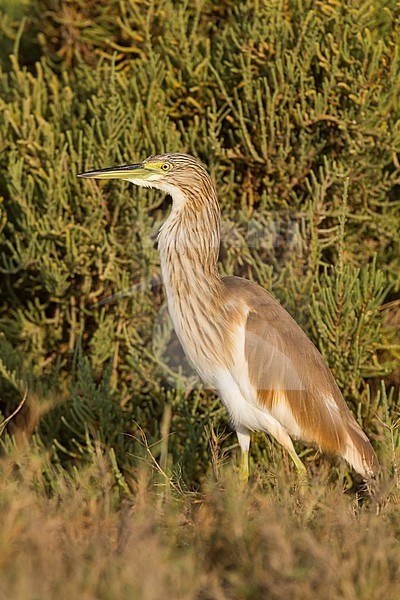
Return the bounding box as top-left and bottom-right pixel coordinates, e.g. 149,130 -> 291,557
223,276 -> 377,476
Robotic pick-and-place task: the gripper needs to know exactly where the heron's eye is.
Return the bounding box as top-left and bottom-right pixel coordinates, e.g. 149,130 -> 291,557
161,163 -> 171,172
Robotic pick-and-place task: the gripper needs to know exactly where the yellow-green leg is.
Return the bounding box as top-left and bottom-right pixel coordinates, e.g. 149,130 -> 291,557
289,449 -> 308,493
236,428 -> 251,487
239,450 -> 250,484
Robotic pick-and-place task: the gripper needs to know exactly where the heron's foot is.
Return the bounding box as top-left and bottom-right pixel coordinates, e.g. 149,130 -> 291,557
289,450 -> 308,494
238,450 -> 249,488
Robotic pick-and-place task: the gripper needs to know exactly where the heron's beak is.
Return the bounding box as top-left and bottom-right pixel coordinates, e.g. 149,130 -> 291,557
77,162 -> 149,180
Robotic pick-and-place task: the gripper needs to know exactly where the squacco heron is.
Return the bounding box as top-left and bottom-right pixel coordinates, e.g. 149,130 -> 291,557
78,153 -> 377,482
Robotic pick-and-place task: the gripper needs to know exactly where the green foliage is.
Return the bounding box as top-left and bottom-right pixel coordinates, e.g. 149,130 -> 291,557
310,185 -> 395,402
0,0 -> 399,491
39,341 -> 132,463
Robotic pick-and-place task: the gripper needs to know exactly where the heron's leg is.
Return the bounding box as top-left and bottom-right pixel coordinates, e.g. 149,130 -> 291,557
239,451 -> 249,482
288,449 -> 308,492
258,412 -> 308,490
236,427 -> 251,484
288,449 -> 306,475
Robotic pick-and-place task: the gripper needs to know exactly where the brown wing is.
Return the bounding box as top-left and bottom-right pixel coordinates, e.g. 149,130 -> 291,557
223,276 -> 377,472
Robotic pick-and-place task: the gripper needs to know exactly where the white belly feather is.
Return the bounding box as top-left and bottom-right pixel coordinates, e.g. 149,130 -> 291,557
214,320 -> 303,442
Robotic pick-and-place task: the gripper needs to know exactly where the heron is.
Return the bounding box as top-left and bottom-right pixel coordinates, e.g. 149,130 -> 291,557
78,153 -> 377,483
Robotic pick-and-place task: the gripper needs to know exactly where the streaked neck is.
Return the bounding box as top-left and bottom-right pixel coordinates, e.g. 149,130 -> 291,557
157,186 -> 222,295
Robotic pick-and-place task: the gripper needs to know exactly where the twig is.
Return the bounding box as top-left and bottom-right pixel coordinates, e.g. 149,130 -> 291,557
375,411 -> 400,488
0,388 -> 28,433
131,420 -> 183,495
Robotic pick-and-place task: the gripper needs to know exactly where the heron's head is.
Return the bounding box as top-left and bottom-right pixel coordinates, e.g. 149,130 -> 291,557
78,153 -> 212,206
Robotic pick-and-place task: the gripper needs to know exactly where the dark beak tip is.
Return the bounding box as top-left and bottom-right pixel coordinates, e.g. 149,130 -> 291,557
76,162 -> 143,180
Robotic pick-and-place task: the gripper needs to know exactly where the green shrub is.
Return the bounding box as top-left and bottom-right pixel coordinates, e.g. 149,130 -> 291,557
0,0 -> 399,486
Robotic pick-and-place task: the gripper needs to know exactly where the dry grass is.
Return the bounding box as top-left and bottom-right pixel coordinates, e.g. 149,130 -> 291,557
1,441 -> 400,600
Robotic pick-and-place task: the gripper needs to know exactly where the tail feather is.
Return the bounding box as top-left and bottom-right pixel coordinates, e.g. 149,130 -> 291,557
342,420 -> 378,477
